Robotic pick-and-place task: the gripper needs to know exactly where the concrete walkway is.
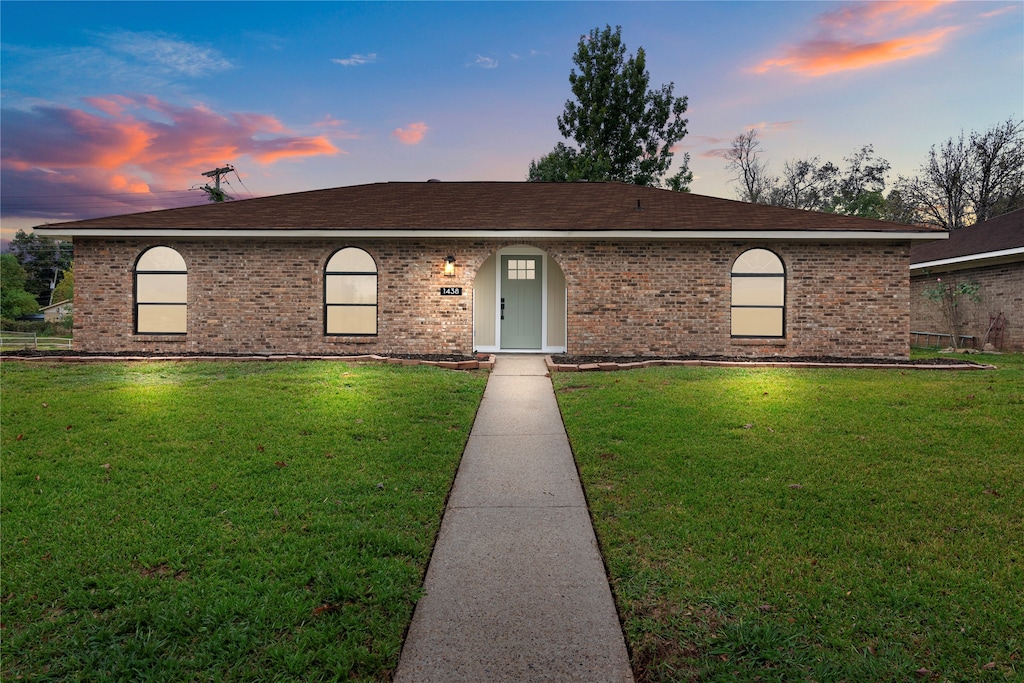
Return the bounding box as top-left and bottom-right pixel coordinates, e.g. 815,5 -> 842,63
393,355 -> 634,683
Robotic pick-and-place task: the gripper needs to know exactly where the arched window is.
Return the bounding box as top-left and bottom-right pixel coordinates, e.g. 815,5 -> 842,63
325,247 -> 377,335
135,246 -> 187,334
731,248 -> 785,338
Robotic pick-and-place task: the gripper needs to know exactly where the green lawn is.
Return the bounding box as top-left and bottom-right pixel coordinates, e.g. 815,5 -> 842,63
1,360 -> 487,682
554,352 -> 1023,682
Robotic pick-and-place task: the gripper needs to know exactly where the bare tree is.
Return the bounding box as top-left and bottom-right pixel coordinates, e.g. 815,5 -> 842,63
897,134 -> 972,230
770,157 -> 836,210
725,129 -> 773,203
897,118 -> 1024,229
969,118 -> 1024,223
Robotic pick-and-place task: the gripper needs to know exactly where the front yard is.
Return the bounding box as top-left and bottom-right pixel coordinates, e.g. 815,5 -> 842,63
0,360 -> 487,681
554,352 -> 1023,682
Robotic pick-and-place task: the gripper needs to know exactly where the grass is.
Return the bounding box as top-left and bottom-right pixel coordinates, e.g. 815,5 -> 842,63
1,360 -> 487,682
553,351 -> 1023,682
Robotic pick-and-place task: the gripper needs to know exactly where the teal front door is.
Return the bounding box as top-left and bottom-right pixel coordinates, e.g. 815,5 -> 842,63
500,255 -> 543,349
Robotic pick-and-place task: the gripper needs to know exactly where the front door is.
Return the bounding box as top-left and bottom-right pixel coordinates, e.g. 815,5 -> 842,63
500,255 -> 543,349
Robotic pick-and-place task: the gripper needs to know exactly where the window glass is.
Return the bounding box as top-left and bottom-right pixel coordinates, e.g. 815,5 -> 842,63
137,304 -> 188,334
326,274 -> 377,305
137,246 -> 187,272
327,306 -> 377,335
136,246 -> 187,334
327,248 -> 376,273
325,248 -> 377,336
137,273 -> 187,303
731,249 -> 785,338
731,276 -> 784,307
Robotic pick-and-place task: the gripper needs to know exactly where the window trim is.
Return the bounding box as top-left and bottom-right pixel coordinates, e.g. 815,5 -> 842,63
324,247 -> 378,337
730,248 -> 786,339
134,246 -> 187,335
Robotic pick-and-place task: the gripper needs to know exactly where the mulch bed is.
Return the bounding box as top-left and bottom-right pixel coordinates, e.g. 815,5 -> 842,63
552,354 -> 983,366
548,354 -> 996,372
0,350 -> 493,370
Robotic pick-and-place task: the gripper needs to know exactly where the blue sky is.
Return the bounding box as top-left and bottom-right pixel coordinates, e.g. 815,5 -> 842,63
1,1 -> 1021,239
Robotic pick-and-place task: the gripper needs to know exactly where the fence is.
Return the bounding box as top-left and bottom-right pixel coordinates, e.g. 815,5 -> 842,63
0,331 -> 73,351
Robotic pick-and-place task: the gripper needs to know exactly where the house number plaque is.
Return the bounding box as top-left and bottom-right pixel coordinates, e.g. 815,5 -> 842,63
440,287 -> 463,296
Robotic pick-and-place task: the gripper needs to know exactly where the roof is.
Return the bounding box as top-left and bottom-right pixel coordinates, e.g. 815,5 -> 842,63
34,181 -> 945,240
910,208 -> 1024,270
41,300 -> 72,311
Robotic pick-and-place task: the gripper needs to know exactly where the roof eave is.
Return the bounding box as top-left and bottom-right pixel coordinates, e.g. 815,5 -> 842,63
33,227 -> 948,241
910,246 -> 1024,272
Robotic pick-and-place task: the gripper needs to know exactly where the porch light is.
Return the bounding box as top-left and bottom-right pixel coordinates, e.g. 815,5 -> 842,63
444,255 -> 456,276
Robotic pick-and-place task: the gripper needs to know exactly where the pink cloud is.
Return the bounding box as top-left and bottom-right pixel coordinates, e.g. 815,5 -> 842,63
392,122 -> 428,145
754,1 -> 959,76
1,95 -> 342,219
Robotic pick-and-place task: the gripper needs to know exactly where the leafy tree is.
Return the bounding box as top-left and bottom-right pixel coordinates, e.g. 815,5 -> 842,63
7,229 -> 72,305
527,143 -> 582,182
529,25 -> 691,190
725,131 -> 892,218
825,145 -> 891,218
52,264 -> 74,304
1,253 -> 41,319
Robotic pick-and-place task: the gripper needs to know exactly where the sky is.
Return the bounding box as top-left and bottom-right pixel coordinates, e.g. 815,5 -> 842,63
1,0 -> 1021,242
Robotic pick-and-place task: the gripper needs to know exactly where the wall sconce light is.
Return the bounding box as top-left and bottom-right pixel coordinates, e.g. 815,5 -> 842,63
444,255 -> 456,277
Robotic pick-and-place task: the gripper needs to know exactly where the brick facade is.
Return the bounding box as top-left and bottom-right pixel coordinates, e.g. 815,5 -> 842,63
74,237 -> 913,358
910,262 -> 1024,351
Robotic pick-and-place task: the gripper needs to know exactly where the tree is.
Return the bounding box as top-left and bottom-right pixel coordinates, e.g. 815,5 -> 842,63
922,276 -> 981,349
528,25 -> 691,190
968,118 -> 1024,223
825,145 -> 891,218
527,143 -> 582,182
897,134 -> 972,230
896,118 -> 1024,229
1,253 -> 40,319
52,264 -> 74,304
725,129 -> 773,203
724,131 -> 895,217
7,229 -> 73,305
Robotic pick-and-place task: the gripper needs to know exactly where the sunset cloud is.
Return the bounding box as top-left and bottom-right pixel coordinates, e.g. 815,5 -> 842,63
391,122 -> 428,145
332,53 -> 377,66
0,96 -> 340,219
754,1 -> 959,76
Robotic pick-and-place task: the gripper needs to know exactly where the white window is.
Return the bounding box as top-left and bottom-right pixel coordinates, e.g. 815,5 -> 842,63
325,248 -> 377,335
507,259 -> 536,280
731,248 -> 785,338
135,246 -> 187,334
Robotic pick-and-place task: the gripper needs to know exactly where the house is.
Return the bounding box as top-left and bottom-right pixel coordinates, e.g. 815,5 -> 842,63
909,208 -> 1024,351
40,299 -> 72,323
33,181 -> 946,359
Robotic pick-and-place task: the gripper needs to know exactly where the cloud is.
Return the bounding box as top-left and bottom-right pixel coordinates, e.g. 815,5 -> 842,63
391,122 -> 428,145
472,55 -> 498,69
1,96 -> 341,220
332,53 -> 377,66
754,1 -> 959,76
104,30 -> 234,77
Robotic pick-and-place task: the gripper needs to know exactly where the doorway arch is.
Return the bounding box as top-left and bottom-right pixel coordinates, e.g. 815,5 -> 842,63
473,246 -> 567,353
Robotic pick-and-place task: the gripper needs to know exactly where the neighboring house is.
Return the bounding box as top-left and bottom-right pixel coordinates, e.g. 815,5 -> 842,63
34,181 -> 945,358
41,299 -> 73,323
910,209 -> 1024,351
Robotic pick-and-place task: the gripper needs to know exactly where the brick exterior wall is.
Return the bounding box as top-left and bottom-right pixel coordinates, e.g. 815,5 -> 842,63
910,261 -> 1024,351
74,238 -> 912,358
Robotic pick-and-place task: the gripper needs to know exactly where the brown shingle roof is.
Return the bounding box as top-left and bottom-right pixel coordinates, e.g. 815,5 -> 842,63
910,209 -> 1024,264
36,181 -> 942,233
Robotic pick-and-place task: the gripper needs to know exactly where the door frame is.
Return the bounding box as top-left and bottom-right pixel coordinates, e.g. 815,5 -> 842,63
474,245 -> 567,354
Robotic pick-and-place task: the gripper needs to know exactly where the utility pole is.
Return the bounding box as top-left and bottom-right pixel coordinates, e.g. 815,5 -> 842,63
200,165 -> 235,202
